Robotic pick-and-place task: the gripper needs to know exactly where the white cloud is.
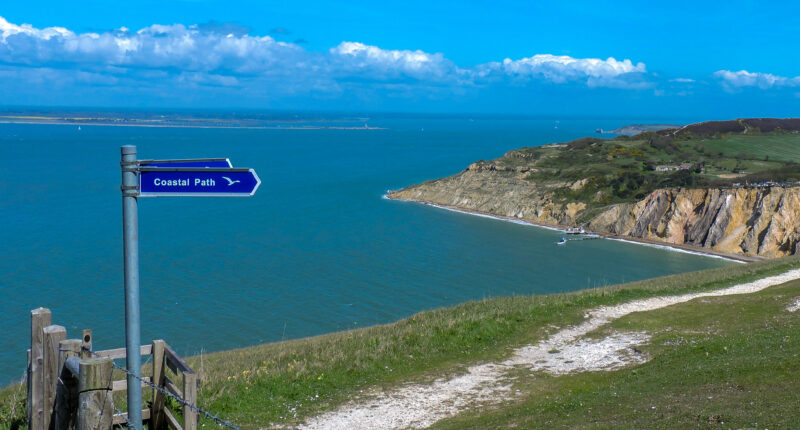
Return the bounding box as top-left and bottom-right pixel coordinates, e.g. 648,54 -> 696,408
474,54 -> 648,89
503,54 -> 644,80
0,16 -> 309,75
329,42 -> 460,81
327,44 -> 646,88
482,54 -> 644,79
669,78 -> 695,83
0,16 -> 72,40
714,70 -> 800,89
0,15 -> 653,97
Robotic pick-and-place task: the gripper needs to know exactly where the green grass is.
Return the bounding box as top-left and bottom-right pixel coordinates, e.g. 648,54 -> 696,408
2,256 -> 800,429
699,134 -> 800,162
0,384 -> 24,430
433,278 -> 800,429
500,131 -> 800,212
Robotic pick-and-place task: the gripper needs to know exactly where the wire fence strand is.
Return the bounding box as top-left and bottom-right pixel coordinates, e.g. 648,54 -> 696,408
85,347 -> 241,430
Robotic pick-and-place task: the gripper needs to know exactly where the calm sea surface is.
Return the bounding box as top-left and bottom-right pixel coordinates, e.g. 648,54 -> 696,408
0,115 -> 732,384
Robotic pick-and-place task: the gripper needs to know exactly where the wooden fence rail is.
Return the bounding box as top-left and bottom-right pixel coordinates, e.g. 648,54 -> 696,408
28,308 -> 198,430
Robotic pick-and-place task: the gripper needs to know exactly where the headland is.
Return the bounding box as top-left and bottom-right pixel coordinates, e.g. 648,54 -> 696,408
387,118 -> 800,259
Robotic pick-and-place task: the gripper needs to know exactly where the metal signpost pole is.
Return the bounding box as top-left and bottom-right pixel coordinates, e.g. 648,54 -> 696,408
120,145 -> 143,429
117,151 -> 258,429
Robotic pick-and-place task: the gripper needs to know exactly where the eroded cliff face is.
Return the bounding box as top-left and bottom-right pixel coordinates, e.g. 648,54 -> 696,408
389,161 -> 588,226
388,165 -> 800,258
589,187 -> 800,258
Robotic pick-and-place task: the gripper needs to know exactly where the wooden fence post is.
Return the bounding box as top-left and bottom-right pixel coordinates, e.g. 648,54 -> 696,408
55,339 -> 82,430
182,370 -> 198,430
43,324 -> 66,430
77,357 -> 113,430
150,340 -> 167,430
29,308 -> 52,430
81,330 -> 93,359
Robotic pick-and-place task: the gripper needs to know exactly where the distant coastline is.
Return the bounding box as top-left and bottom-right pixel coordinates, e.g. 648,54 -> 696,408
596,123 -> 682,135
0,118 -> 385,130
0,115 -> 385,130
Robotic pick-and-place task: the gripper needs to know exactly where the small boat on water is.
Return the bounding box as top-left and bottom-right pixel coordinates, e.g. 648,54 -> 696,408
556,237 -> 567,245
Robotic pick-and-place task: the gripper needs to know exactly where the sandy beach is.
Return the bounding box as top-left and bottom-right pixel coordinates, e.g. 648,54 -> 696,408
386,195 -> 762,263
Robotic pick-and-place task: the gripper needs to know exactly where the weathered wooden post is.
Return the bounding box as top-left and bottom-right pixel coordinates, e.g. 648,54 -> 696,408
55,339 -> 82,430
29,308 -> 52,430
43,325 -> 67,430
81,330 -> 93,358
150,340 -> 167,430
76,357 -> 114,430
183,370 -> 198,430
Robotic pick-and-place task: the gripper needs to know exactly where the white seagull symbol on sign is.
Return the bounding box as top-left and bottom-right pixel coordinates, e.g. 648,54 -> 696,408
222,176 -> 241,186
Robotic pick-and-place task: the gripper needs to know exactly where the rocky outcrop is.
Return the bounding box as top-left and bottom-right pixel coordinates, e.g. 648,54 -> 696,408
388,164 -> 586,226
388,166 -> 800,258
588,187 -> 800,258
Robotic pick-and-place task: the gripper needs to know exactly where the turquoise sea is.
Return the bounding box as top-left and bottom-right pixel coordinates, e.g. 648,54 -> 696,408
0,114 -> 733,385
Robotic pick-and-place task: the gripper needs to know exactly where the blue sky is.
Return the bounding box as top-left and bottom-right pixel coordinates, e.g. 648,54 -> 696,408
1,0 -> 798,117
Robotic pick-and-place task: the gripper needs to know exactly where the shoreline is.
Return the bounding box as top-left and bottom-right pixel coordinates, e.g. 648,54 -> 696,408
0,119 -> 386,130
385,194 -> 760,263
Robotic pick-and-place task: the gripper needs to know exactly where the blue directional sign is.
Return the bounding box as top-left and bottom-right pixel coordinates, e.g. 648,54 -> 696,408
138,167 -> 261,197
139,158 -> 232,168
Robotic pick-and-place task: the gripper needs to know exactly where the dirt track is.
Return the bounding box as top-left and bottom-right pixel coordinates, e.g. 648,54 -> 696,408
300,269 -> 800,430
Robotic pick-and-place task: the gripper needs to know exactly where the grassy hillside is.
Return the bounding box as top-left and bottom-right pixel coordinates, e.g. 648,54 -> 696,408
500,128 -> 800,213
436,277 -> 800,429
3,256 -> 800,428
699,133 -> 800,162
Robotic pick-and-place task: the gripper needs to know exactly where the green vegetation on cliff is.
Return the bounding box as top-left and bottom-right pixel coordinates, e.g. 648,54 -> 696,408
498,121 -> 800,210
